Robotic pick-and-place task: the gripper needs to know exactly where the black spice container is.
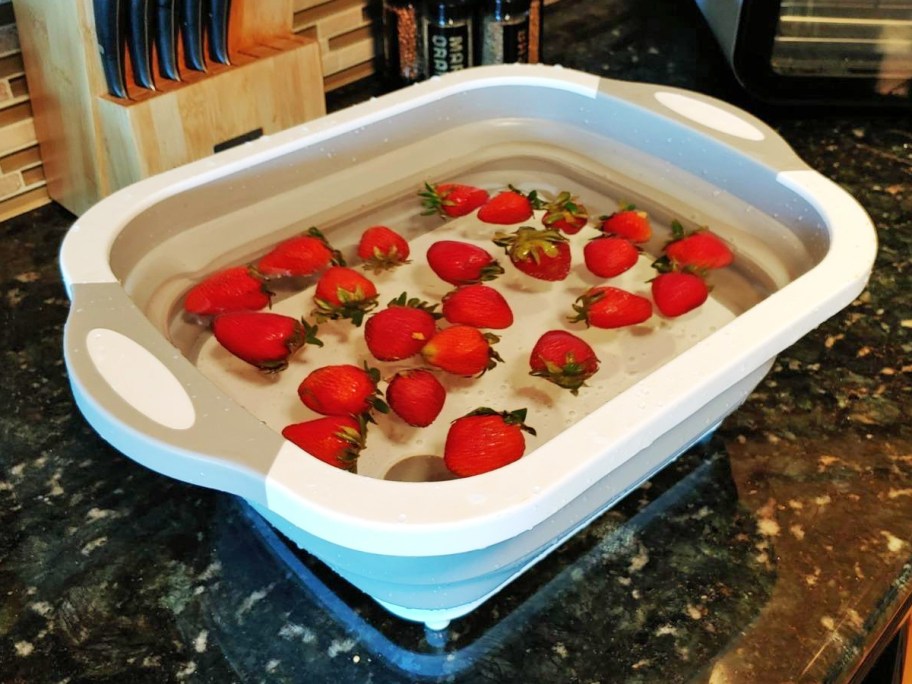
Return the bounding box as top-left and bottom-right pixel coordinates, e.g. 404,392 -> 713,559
423,0 -> 476,78
382,0 -> 423,86
480,0 -> 531,65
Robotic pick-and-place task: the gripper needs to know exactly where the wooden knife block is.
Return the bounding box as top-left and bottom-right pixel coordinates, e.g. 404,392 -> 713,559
15,0 -> 325,216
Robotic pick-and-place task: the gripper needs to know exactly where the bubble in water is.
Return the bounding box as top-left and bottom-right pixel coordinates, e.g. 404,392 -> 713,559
397,513 -> 408,522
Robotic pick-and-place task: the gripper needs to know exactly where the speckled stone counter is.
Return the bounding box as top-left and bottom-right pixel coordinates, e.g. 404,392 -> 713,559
2,0 -> 911,682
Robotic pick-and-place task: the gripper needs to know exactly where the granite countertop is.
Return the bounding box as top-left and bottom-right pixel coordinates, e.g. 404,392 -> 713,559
2,0 -> 911,681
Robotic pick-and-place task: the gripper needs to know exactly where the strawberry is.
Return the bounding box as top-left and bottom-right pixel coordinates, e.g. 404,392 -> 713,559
364,293 -> 440,361
441,284 -> 513,329
184,265 -> 272,316
658,220 -> 733,271
492,226 -> 571,281
257,227 -> 343,278
651,271 -> 709,317
421,325 -> 502,377
386,369 -> 446,427
426,240 -> 504,285
599,206 -> 652,243
297,363 -> 387,417
529,330 -> 599,395
569,286 -> 652,328
542,191 -> 589,235
282,415 -> 365,472
313,266 -> 379,326
476,187 -> 540,225
583,236 -> 639,278
357,225 -> 410,272
444,408 -> 536,477
212,312 -> 321,372
420,181 -> 489,218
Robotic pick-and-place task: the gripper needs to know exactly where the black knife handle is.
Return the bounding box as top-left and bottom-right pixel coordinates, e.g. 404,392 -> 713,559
208,0 -> 232,65
155,0 -> 180,80
127,0 -> 156,89
179,0 -> 206,72
93,0 -> 129,98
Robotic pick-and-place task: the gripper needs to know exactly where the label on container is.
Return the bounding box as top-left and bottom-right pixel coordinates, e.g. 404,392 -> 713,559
502,19 -> 530,63
425,21 -> 472,77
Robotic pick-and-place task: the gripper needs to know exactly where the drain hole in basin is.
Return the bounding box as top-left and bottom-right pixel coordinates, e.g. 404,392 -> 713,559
384,455 -> 458,482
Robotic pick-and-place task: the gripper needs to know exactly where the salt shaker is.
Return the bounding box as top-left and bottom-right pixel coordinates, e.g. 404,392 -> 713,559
423,0 -> 476,78
480,0 -> 531,65
383,0 -> 423,86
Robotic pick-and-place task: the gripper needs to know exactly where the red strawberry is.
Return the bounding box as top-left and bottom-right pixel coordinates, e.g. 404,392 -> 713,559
313,266 -> 379,326
476,188 -> 540,225
386,369 -> 446,427
184,265 -> 272,316
651,272 -> 709,317
441,284 -> 513,329
420,182 -> 489,218
297,363 -> 387,417
542,191 -> 589,235
364,293 -> 440,361
529,330 -> 599,395
570,286 -> 652,328
599,206 -> 652,243
583,236 -> 639,278
357,225 -> 410,272
257,227 -> 343,278
492,226 -> 571,281
212,312 -> 321,372
426,240 -> 504,285
282,415 -> 365,472
659,220 -> 733,271
421,325 -> 502,377
444,408 -> 537,477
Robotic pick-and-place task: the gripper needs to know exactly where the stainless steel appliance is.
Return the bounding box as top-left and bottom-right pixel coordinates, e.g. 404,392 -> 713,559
696,0 -> 912,104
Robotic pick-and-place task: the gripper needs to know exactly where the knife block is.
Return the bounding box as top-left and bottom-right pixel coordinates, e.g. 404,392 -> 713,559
14,0 -> 325,216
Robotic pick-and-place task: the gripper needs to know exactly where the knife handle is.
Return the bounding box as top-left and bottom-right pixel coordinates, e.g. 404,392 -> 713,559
94,0 -> 129,98
208,0 -> 232,65
155,0 -> 180,80
127,0 -> 156,89
179,0 -> 206,72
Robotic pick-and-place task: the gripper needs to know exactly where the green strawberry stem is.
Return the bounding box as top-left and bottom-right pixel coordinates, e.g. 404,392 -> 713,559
669,219 -> 686,240
483,332 -> 504,375
313,289 -> 379,327
388,291 -> 443,318
597,202 -> 637,221
335,415 -> 369,472
507,184 -> 545,210
529,357 -> 593,396
306,226 -> 347,267
418,181 -> 449,218
363,362 -> 390,416
492,226 -> 567,263
299,318 -> 323,348
363,245 -> 410,273
568,289 -> 606,327
464,407 -> 537,436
